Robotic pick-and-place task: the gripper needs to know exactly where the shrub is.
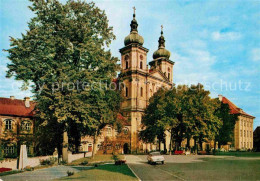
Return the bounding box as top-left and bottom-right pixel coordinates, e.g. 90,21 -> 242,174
115,160 -> 126,165
80,161 -> 88,165
60,160 -> 67,165
67,170 -> 74,176
25,166 -> 34,171
40,157 -> 57,166
112,154 -> 119,161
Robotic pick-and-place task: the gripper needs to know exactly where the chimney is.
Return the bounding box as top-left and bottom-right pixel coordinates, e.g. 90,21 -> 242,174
10,96 -> 15,100
218,95 -> 223,101
24,97 -> 30,108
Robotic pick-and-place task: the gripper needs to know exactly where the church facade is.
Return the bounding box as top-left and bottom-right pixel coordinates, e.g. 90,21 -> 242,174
118,11 -> 174,152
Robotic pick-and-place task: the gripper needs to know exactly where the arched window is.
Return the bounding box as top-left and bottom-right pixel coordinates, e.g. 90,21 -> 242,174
125,87 -> 128,97
123,127 -> 129,135
140,61 -> 143,69
140,87 -> 143,97
125,55 -> 129,69
5,119 -> 12,130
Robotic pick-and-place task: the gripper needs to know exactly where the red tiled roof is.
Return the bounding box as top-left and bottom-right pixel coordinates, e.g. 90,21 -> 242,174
221,96 -> 255,118
0,97 -> 35,117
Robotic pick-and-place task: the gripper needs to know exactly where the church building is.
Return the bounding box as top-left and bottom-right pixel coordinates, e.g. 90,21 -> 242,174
118,9 -> 174,152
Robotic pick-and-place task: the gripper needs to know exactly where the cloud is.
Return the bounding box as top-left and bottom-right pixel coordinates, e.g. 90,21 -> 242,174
251,48 -> 260,62
211,31 -> 242,41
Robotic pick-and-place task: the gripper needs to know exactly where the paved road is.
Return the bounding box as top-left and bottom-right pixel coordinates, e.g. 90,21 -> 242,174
125,155 -> 213,181
0,165 -> 81,181
126,155 -> 182,181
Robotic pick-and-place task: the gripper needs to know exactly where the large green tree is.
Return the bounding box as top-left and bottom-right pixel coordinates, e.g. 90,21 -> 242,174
5,0 -> 121,156
214,101 -> 238,149
140,84 -> 222,154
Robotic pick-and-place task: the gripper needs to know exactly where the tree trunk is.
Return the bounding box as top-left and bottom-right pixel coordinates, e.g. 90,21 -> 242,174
169,129 -> 173,155
163,139 -> 167,153
213,139 -> 216,155
194,138 -> 198,154
159,139 -> 161,151
92,130 -> 98,159
187,136 -> 190,149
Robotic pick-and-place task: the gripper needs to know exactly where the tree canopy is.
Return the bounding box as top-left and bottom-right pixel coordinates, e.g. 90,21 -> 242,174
5,0 -> 121,154
140,84 -> 224,153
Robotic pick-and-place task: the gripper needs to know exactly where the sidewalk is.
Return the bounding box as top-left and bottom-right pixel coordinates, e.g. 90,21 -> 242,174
0,165 -> 80,181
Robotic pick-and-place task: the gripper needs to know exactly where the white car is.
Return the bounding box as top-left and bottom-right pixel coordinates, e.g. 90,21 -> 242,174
147,151 -> 165,164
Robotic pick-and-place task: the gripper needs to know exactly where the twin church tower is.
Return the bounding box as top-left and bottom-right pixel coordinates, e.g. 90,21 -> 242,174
118,8 -> 174,152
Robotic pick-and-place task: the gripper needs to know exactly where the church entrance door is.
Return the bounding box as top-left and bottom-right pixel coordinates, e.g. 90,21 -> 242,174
123,143 -> 129,154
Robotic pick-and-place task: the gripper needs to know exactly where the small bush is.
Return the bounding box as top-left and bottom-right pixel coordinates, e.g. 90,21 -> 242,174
40,159 -> 51,165
112,154 -> 119,161
115,160 -> 126,165
25,166 -> 34,171
80,161 -> 88,165
40,157 -> 57,166
67,170 -> 74,176
60,160 -> 67,165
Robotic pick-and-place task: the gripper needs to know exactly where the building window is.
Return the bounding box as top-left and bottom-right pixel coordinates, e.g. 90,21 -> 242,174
123,127 -> 129,135
250,131 -> 252,137
244,121 -> 246,126
98,144 -> 103,150
115,144 -> 121,150
5,119 -> 13,130
107,144 -> 112,150
140,61 -> 143,69
107,127 -> 112,136
244,142 -> 246,148
4,146 -> 14,154
168,73 -> 170,79
140,87 -> 143,97
21,121 -> 31,131
125,87 -> 128,97
125,55 -> 129,69
240,130 -> 242,137
247,130 -> 249,137
125,61 -> 129,69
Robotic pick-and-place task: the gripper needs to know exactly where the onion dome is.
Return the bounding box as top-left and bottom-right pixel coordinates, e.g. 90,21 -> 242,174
153,26 -> 171,59
124,7 -> 144,46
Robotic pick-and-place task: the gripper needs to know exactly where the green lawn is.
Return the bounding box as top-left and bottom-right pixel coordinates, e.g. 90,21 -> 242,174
0,170 -> 23,176
68,155 -> 124,166
58,164 -> 138,180
215,151 -> 260,157
160,157 -> 260,180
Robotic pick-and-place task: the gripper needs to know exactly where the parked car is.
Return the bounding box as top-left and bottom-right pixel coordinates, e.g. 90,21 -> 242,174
147,151 -> 165,164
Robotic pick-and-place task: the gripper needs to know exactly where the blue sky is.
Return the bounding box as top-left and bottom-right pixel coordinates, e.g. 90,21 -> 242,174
0,0 -> 260,129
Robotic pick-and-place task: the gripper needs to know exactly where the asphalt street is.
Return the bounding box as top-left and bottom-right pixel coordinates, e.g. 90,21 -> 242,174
125,155 -> 209,181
